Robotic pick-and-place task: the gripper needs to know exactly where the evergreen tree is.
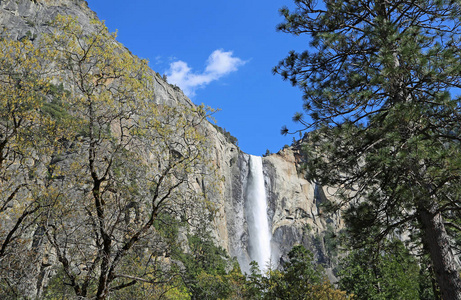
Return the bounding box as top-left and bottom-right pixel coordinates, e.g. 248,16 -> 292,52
244,245 -> 351,300
178,230 -> 232,299
267,245 -> 325,300
339,240 -> 429,300
274,1 -> 461,299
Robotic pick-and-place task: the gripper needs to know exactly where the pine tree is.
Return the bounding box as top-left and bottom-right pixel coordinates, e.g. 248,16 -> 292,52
274,1 -> 461,299
338,240 -> 428,300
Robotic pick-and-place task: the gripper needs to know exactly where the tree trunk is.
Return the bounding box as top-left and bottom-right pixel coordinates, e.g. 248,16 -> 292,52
418,204 -> 461,300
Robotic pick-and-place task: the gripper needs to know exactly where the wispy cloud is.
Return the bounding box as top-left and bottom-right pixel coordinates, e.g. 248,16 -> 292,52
165,49 -> 246,97
153,55 -> 163,65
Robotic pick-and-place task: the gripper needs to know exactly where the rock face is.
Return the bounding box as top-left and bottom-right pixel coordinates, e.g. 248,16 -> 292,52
207,139 -> 343,275
0,0 -> 342,292
264,146 -> 343,278
0,0 -> 96,40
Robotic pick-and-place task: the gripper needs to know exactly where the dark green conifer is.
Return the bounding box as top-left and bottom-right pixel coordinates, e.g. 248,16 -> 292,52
274,1 -> 461,298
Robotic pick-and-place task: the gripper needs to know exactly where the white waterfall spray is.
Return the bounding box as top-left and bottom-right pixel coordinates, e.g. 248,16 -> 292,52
245,155 -> 272,273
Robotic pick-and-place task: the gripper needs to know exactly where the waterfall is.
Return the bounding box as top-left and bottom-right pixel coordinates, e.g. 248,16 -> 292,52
245,155 -> 272,273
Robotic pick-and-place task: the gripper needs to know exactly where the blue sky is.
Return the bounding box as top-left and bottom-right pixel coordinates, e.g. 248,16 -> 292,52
86,0 -> 306,156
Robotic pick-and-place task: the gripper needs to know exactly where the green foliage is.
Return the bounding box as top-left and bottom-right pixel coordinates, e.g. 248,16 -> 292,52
27,14 -> 219,299
0,34 -> 64,298
41,84 -> 73,127
270,245 -> 327,299
24,30 -> 37,41
339,240 -> 429,300
25,20 -> 35,27
187,235 -> 228,275
212,124 -> 239,146
44,267 -> 96,299
275,1 -> 461,297
176,230 -> 233,299
244,245 -> 352,300
323,224 -> 340,266
153,212 -> 181,247
0,11 -> 223,300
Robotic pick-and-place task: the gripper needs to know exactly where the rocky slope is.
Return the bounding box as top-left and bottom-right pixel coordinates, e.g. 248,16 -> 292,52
0,0 -> 342,290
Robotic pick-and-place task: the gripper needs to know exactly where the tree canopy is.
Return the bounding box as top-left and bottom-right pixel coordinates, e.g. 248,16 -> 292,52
0,15 -> 218,300
274,1 -> 461,299
338,239 -> 433,300
244,245 -> 351,300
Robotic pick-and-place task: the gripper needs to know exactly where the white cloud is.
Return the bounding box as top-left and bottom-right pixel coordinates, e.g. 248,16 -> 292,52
165,49 -> 246,97
154,55 -> 163,65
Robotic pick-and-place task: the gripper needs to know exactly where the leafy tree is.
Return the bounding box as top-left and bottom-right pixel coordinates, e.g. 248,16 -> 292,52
39,15 -> 217,300
271,245 -> 324,299
178,230 -> 232,299
243,261 -> 265,299
274,1 -> 461,298
339,239 -> 430,300
173,224 -> 250,300
0,35 -> 66,298
244,245 -> 351,300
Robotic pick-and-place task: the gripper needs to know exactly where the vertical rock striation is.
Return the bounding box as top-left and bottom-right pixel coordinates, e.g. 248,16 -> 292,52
263,146 -> 343,278
211,144 -> 342,276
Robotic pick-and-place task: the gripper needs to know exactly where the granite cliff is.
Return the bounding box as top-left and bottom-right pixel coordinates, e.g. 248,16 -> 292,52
212,140 -> 343,277
0,0 -> 342,296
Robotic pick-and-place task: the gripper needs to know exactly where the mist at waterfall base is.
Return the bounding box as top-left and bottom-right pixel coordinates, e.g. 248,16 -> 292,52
244,155 -> 273,274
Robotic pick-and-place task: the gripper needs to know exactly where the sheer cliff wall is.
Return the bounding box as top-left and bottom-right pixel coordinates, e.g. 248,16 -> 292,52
0,0 -> 342,275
